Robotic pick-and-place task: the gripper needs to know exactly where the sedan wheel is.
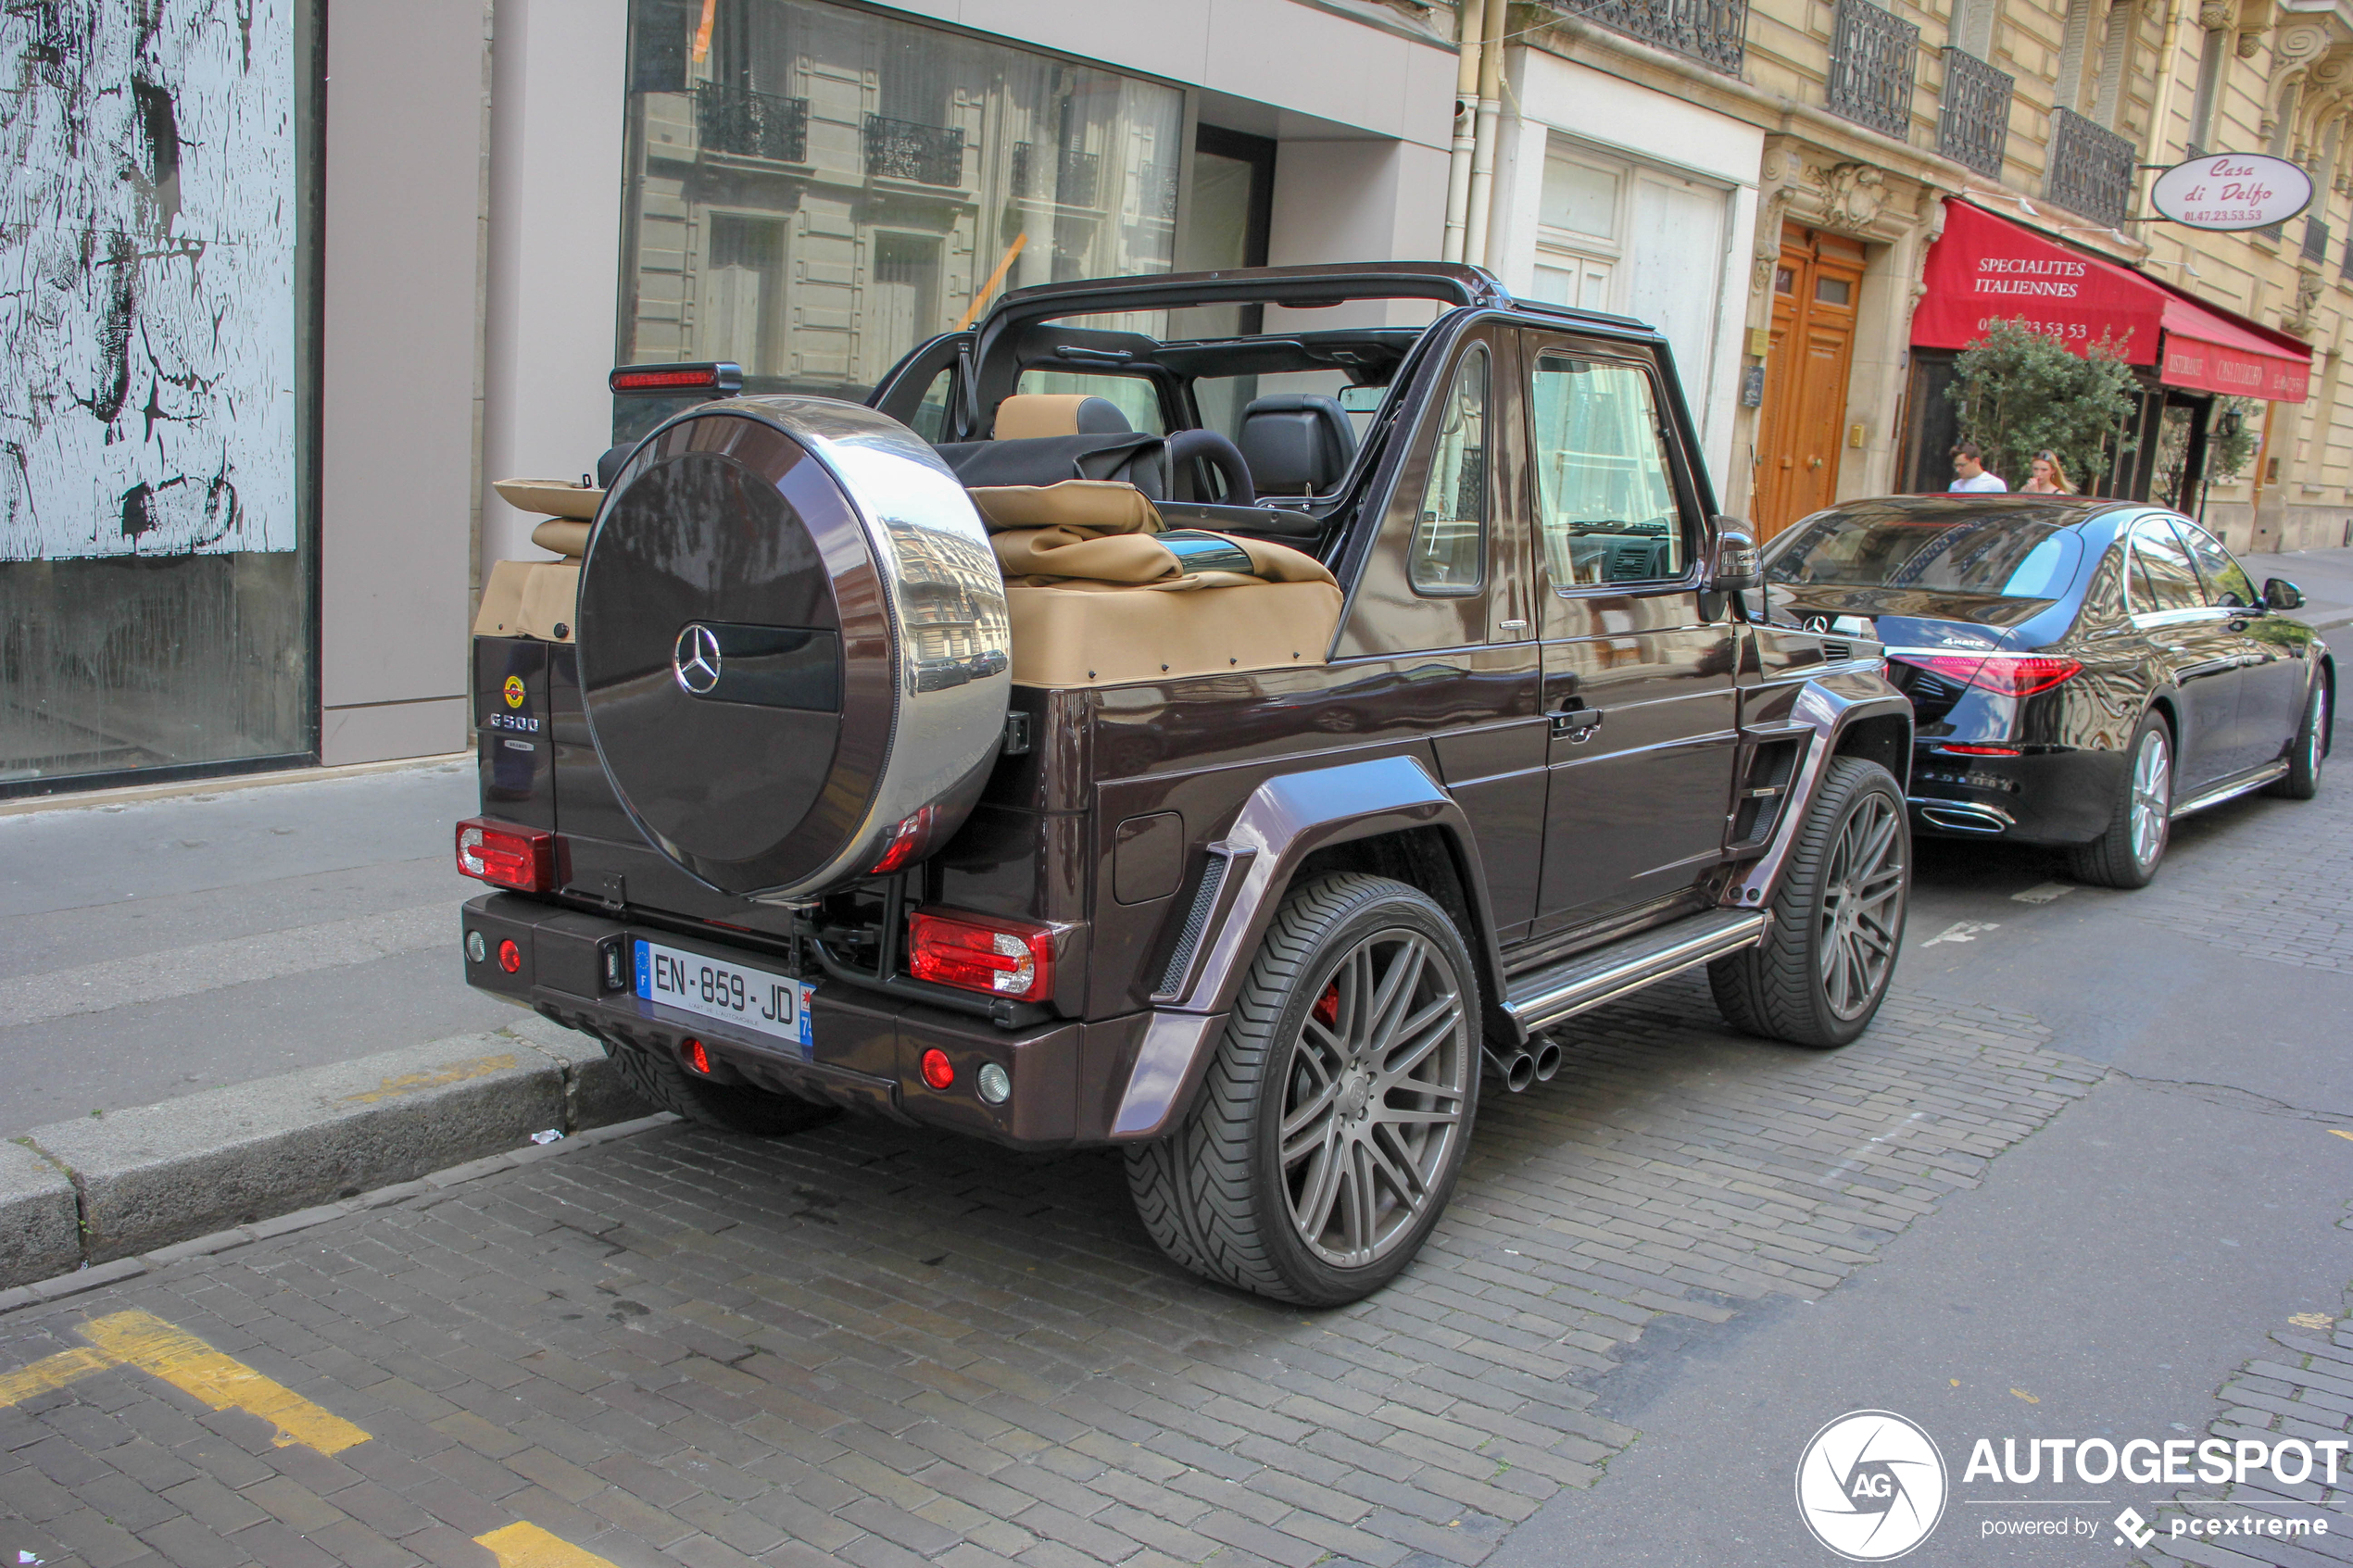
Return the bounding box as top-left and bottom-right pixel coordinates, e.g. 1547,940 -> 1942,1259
2069,712 -> 2173,889
2269,680 -> 2330,800
2128,726 -> 2171,873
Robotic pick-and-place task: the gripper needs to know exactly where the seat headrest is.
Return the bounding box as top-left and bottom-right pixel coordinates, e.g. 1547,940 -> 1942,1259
994,394 -> 1134,440
1237,395 -> 1356,497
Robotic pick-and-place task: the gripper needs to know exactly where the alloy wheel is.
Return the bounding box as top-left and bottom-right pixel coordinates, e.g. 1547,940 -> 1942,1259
2311,688 -> 2328,782
2130,728 -> 2171,871
1279,929 -> 1470,1269
1817,790 -> 1906,1021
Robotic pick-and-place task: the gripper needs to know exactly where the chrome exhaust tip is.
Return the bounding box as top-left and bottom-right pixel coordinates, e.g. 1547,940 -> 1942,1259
1909,796 -> 2015,834
1482,1045 -> 1536,1092
1532,1040 -> 1562,1082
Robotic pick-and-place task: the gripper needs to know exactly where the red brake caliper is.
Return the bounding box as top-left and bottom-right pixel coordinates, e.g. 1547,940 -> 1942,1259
1313,982 -> 1340,1029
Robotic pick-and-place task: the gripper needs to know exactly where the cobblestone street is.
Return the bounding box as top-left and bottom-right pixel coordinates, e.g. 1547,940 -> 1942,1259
0,969 -> 2099,1568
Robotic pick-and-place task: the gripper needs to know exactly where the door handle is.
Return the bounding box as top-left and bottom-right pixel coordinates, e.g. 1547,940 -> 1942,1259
1550,704 -> 1605,742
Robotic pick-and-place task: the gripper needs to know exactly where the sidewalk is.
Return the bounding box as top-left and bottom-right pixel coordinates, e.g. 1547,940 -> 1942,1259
2241,542 -> 2353,629
0,759 -> 513,1138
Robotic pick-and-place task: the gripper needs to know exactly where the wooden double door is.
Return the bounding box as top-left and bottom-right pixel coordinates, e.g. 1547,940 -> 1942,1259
1755,225 -> 1866,538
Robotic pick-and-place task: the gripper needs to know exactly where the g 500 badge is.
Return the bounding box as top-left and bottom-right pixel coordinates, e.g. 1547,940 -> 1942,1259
487,673 -> 540,734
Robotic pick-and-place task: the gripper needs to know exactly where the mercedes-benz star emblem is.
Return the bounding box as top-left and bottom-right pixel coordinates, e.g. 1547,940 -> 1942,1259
1803,613 -> 1834,633
673,623 -> 723,696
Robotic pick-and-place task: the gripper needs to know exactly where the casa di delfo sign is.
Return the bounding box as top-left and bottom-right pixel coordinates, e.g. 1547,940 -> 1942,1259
2150,153 -> 2315,231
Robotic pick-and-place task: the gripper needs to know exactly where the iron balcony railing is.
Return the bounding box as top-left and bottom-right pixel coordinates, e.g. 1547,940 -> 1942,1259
863,116 -> 964,186
1136,161 -> 1180,223
2045,107 -> 2136,228
1552,0 -> 1747,74
1936,48 -> 2012,178
2306,217 -> 2332,263
1827,0 -> 1919,142
697,85 -> 809,163
1010,143 -> 1102,207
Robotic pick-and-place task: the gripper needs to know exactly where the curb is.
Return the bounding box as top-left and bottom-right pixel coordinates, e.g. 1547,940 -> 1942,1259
0,1010 -> 654,1288
0,1110 -> 682,1316
0,751 -> 473,819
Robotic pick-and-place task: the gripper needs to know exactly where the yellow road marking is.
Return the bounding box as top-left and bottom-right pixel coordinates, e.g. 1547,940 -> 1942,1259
2011,1387 -> 2041,1404
2334,1130 -> 2353,1142
475,1523 -> 623,1568
76,1310 -> 371,1453
0,1346 -> 117,1405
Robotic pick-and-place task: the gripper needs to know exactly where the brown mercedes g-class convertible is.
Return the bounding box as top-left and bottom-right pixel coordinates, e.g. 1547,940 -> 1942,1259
458,263 -> 1914,1306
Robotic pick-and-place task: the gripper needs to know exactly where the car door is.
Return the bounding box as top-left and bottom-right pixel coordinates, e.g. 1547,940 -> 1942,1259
2171,515 -> 2300,775
1332,324 -> 1548,945
1524,336 -> 1739,935
2124,516 -> 2243,789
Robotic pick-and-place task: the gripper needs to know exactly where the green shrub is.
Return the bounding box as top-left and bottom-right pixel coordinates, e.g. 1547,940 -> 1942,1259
1945,319 -> 2139,490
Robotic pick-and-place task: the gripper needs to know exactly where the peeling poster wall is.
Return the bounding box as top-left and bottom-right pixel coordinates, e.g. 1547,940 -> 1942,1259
1,0 -> 297,562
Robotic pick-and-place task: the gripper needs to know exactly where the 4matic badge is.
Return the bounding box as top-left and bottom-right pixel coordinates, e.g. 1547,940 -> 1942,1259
1796,1410 -> 1950,1561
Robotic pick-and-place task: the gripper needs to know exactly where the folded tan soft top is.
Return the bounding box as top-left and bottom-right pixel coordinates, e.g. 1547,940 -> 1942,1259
494,478 -> 602,521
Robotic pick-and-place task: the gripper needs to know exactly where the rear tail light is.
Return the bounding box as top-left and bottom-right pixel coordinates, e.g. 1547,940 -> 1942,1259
868,805 -> 942,874
1894,654 -> 2082,697
1935,744 -> 2023,756
908,908 -> 1055,1002
456,818 -> 557,893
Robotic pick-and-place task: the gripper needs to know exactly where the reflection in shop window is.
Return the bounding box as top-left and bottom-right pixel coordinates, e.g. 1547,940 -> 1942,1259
619,0 -> 1184,429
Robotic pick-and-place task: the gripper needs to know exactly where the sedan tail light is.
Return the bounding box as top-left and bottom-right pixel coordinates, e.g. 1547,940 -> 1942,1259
1894,653 -> 2082,697
456,818 -> 557,892
908,908 -> 1055,1002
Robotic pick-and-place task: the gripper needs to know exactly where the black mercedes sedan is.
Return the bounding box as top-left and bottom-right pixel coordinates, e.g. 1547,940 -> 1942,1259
1760,495 -> 2334,887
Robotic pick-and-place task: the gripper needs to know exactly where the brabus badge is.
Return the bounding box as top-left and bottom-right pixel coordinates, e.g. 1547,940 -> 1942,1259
502,675 -> 526,709
673,623 -> 723,696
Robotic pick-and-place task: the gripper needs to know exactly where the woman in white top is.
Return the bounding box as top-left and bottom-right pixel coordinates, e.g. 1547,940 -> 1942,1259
1949,442 -> 2007,493
2021,450 -> 2073,494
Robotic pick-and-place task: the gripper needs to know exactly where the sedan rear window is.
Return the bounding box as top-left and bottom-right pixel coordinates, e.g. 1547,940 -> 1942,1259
1768,512 -> 2084,598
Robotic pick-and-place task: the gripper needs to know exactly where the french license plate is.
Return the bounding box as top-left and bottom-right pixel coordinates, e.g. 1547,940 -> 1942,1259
634,939 -> 812,1051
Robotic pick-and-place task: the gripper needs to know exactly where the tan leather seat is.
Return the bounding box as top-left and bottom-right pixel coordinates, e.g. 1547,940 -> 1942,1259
967,481 -> 1341,687
991,394 -> 1133,440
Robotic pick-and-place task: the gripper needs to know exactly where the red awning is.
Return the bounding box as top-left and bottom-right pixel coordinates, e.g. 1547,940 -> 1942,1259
2158,298 -> 2310,400
1912,199 -> 2309,402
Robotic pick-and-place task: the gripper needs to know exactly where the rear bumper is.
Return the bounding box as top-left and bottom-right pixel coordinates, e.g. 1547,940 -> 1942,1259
1906,745 -> 2124,846
460,892 -> 1150,1150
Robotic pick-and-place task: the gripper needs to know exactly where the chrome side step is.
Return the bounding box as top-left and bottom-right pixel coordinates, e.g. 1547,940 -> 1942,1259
2172,761 -> 2289,820
1504,909 -> 1770,1034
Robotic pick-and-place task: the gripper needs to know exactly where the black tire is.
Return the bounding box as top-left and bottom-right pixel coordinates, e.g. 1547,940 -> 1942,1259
2067,709 -> 2172,889
2266,676 -> 2329,800
1124,873 -> 1480,1307
599,1034 -> 839,1135
1710,757 -> 1909,1050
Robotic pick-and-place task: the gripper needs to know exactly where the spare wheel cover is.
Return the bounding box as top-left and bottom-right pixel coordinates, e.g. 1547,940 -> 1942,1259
576,396 -> 1009,899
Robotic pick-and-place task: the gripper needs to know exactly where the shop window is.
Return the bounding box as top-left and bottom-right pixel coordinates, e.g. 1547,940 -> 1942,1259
1529,356 -> 1686,587
618,0 -> 1184,427
1,0 -> 321,794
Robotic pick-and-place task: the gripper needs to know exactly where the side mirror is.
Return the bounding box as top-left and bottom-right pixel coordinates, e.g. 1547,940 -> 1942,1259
1705,518 -> 1762,594
2264,577 -> 2305,611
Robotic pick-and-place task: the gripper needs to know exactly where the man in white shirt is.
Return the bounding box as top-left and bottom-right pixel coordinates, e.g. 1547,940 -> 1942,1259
1950,443 -> 2007,493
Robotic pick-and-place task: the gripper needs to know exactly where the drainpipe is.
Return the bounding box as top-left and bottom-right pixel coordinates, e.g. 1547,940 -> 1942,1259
1464,0 -> 1508,270
1442,2 -> 1483,263
2143,0 -> 2191,167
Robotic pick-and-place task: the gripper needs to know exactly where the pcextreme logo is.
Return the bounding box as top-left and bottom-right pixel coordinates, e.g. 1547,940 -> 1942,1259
1796,1411 -> 1949,1561
502,674 -> 526,709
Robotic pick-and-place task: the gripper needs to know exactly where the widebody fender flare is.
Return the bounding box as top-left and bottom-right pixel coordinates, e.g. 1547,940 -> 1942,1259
1722,670 -> 1914,912
1109,754 -> 1498,1142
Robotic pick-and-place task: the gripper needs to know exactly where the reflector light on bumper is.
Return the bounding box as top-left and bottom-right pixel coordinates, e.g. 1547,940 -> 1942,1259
907,908 -> 1054,1001
456,818 -> 558,893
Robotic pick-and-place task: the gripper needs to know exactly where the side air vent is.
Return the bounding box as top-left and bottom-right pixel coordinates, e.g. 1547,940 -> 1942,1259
1821,640 -> 1852,663
1730,737 -> 1806,848
1157,853 -> 1230,997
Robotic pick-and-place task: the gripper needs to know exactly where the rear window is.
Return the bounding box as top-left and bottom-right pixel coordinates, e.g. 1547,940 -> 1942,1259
1768,512 -> 2084,598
